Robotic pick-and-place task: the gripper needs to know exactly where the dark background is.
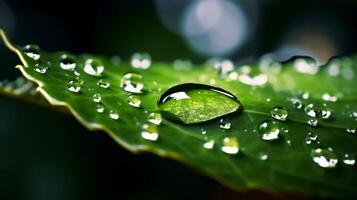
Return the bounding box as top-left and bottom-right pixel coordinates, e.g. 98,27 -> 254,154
1,0 -> 357,199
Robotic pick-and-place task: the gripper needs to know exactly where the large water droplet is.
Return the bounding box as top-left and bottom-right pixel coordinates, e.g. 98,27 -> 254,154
304,103 -> 331,119
141,123 -> 159,141
97,79 -> 110,89
221,137 -> 239,154
84,58 -> 104,76
271,106 -> 288,121
342,153 -> 355,166
158,83 -> 241,124
60,54 -> 76,71
34,63 -> 48,74
66,79 -> 81,93
311,148 -> 338,168
120,73 -> 144,94
23,44 -> 40,60
127,95 -> 141,108
148,112 -> 162,125
258,120 -> 280,141
131,53 -> 152,69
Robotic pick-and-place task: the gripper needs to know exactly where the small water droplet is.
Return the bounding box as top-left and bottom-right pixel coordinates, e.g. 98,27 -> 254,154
74,70 -> 80,76
270,106 -> 288,121
141,123 -> 159,141
219,118 -> 231,130
342,153 -> 355,166
92,93 -> 101,102
311,147 -> 338,168
34,63 -> 48,74
158,83 -> 241,124
258,120 -> 280,141
131,53 -> 152,69
127,95 -> 141,108
238,74 -> 268,86
96,103 -> 105,113
120,73 -> 144,94
259,152 -> 268,160
97,79 -> 110,89
60,54 -> 76,71
203,139 -> 215,149
301,91 -> 310,100
148,112 -> 162,125
221,137 -> 239,154
201,129 -> 207,135
289,97 -> 303,109
304,132 -> 320,145
293,57 -> 319,74
259,54 -> 281,73
304,103 -> 331,119
109,110 -> 119,120
84,58 -> 104,76
23,45 -> 40,60
213,59 -> 234,76
66,79 -> 81,93
322,93 -> 338,102
307,119 -> 318,126
346,128 -> 356,134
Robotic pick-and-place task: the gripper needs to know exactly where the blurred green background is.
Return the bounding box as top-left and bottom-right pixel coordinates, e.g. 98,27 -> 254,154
1,0 -> 357,199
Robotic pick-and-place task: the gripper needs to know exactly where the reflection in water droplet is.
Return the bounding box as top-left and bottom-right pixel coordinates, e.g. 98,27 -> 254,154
120,73 -> 144,93
66,79 -> 81,93
322,93 -> 338,102
158,83 -> 241,124
219,118 -> 231,130
258,120 -> 280,141
221,137 -> 239,154
342,153 -> 355,166
131,53 -> 152,69
148,112 -> 162,125
92,93 -> 101,103
34,63 -> 48,74
304,103 -> 331,119
293,57 -> 319,74
109,110 -> 119,120
141,123 -> 159,141
289,97 -> 303,109
23,45 -> 40,60
84,58 -> 104,76
127,95 -> 141,108
203,139 -> 215,149
97,79 -> 110,89
271,106 -> 288,121
311,148 -> 338,168
307,119 -> 318,126
346,128 -> 356,134
96,103 -> 105,113
60,54 -> 76,71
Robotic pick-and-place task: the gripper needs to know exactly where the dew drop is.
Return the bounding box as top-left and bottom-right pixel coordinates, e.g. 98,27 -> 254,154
258,120 -> 280,141
342,153 -> 356,166
301,91 -> 310,100
109,110 -> 119,120
203,139 -> 215,149
304,103 -> 331,119
96,103 -> 105,113
213,59 -> 234,76
311,148 -> 338,168
304,132 -> 320,145
259,152 -> 268,161
97,79 -> 111,89
84,58 -> 104,76
289,97 -> 303,109
131,53 -> 152,69
322,93 -> 338,102
120,73 -> 144,94
307,119 -> 318,126
346,128 -> 356,134
270,106 -> 288,121
34,63 -> 48,74
148,112 -> 162,125
158,83 -> 241,124
23,44 -> 40,60
293,57 -> 319,74
219,118 -> 231,130
238,74 -> 268,86
221,137 -> 239,154
127,94 -> 141,108
92,93 -> 101,103
66,79 -> 81,93
259,54 -> 281,73
60,54 -> 76,71
141,123 -> 159,141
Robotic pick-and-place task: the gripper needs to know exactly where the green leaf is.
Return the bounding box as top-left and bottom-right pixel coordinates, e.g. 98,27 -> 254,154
1,29 -> 357,199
